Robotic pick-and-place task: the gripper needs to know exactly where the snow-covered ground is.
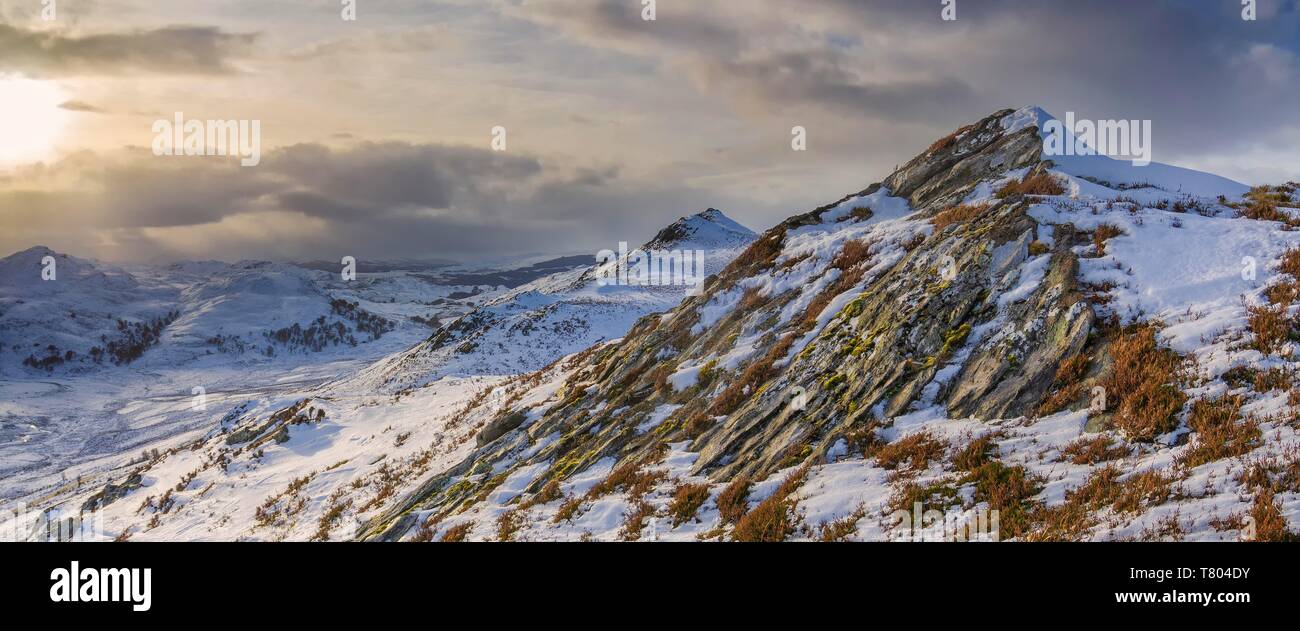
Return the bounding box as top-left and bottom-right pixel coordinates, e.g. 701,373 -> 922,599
0,247 -> 584,502
7,107 -> 1300,542
350,209 -> 757,393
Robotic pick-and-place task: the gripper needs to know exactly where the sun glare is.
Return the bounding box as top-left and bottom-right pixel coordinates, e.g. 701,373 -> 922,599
0,75 -> 71,165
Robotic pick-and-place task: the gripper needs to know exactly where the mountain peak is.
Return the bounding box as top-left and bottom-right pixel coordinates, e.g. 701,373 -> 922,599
645,208 -> 756,251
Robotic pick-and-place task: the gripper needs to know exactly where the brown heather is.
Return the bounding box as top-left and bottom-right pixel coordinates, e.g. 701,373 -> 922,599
1279,247 -> 1300,278
1249,488 -> 1298,541
1248,304 -> 1291,355
715,475 -> 752,525
965,461 -> 1041,540
439,522 -> 472,542
1036,354 -> 1090,416
1091,223 -> 1125,256
731,465 -> 809,542
874,431 -> 947,472
931,203 -> 990,231
1060,435 -> 1131,465
709,333 -> 796,416
928,123 -> 974,154
1102,325 -> 1187,442
952,433 -> 999,472
1176,396 -> 1261,469
667,483 -> 711,527
995,173 -> 1065,198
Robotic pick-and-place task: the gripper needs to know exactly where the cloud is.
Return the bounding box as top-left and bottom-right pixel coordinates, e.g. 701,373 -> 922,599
58,100 -> 107,113
0,24 -> 256,76
284,25 -> 453,60
499,0 -> 1300,166
0,143 -> 768,263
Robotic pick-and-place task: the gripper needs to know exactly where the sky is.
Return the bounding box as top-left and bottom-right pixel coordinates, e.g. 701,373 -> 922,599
0,0 -> 1298,263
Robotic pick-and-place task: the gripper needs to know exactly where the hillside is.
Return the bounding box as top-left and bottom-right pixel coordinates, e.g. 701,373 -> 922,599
19,106 -> 1300,543
352,208 -> 757,392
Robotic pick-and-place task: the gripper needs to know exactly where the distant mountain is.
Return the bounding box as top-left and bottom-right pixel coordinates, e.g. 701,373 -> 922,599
429,255 -> 596,289
0,246 -> 177,374
350,208 -> 758,393
291,258 -> 458,274
0,251 -> 484,375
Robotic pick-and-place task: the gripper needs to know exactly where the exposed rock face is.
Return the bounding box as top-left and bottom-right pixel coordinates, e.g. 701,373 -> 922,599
362,108 -> 1097,540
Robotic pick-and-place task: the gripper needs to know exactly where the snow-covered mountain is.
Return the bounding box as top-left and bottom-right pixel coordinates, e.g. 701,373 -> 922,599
0,246 -> 179,374
352,209 -> 757,393
10,106 -> 1300,543
0,249 -> 581,502
0,249 -> 558,377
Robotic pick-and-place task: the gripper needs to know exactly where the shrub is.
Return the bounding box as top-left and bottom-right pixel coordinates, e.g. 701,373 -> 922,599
553,496 -> 584,523
1265,281 -> 1300,307
953,434 -> 999,471
932,203 -> 991,231
440,522 -> 472,542
1070,465 -> 1171,515
842,417 -> 885,457
995,173 -> 1065,198
1036,354 -> 1090,416
715,475 -> 752,525
620,502 -> 657,541
520,480 -> 563,510
733,233 -> 785,275
496,510 -> 524,541
1059,435 -> 1130,465
830,239 -> 872,270
888,479 -> 961,516
1176,396 -> 1261,468
667,483 -> 710,527
841,205 -> 873,222
875,431 -> 947,472
1091,224 -> 1125,256
1279,247 -> 1300,278
800,265 -> 868,328
1248,304 -> 1292,354
709,333 -> 796,416
588,462 -> 640,498
928,123 -> 974,154
1249,488 -> 1298,541
818,508 -> 866,541
1253,367 -> 1293,392
731,465 -> 809,542
964,462 -> 1041,539
1102,325 -> 1187,442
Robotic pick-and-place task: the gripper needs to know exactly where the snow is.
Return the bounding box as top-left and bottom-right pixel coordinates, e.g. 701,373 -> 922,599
9,109 -> 1300,543
1028,199 -> 1300,352
1001,105 -> 1251,198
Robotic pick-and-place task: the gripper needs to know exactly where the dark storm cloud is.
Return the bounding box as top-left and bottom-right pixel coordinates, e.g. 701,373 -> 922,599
686,50 -> 974,122
0,143 -> 766,262
0,24 -> 256,76
513,0 -> 1300,156
268,142 -> 543,220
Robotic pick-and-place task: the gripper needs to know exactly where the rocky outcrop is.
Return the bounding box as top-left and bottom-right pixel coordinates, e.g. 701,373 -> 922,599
365,108 -> 1099,540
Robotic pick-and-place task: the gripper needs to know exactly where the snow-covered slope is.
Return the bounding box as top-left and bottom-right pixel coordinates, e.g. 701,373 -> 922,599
0,251 -> 570,502
0,251 -> 501,376
1000,106 -> 1250,198
351,209 -> 757,393
12,107 -> 1300,544
0,246 -> 178,375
